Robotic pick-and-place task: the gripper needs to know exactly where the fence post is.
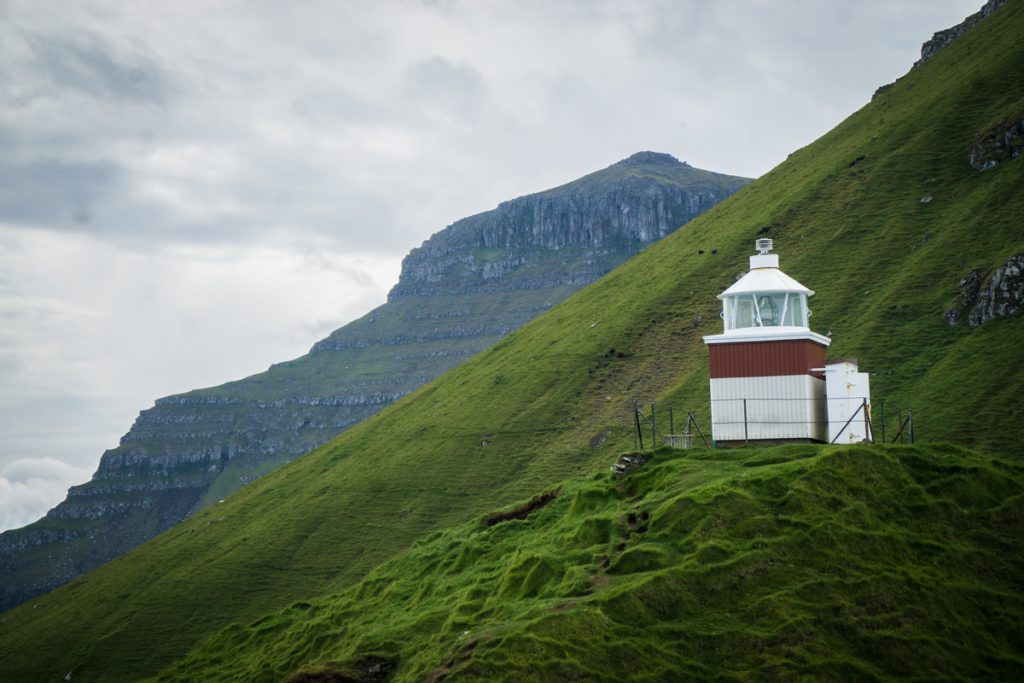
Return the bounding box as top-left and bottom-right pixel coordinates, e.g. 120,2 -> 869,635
651,404 -> 657,449
879,399 -> 886,444
862,398 -> 872,443
688,411 -> 711,449
909,410 -> 915,444
743,399 -> 749,443
634,404 -> 643,450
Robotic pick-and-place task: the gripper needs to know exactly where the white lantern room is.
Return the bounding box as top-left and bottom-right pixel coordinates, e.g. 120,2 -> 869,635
719,241 -> 813,334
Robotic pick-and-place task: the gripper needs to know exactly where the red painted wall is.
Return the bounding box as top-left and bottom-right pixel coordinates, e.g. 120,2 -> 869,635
709,339 -> 827,379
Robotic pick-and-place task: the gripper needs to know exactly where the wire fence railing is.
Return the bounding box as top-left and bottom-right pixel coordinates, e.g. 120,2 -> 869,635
633,399 -> 916,450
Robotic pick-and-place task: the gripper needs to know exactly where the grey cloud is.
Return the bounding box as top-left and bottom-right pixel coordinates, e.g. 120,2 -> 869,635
0,1 -> 979,258
290,86 -> 386,125
403,55 -> 486,108
0,154 -> 406,252
0,353 -> 21,378
27,31 -> 165,104
264,190 -> 403,251
0,159 -> 118,228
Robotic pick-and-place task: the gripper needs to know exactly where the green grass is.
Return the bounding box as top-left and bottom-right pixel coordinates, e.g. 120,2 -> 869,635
2,3 -> 1024,680
153,443 -> 1024,682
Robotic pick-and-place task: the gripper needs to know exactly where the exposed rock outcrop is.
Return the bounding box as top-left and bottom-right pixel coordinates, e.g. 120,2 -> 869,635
968,117 -> 1024,170
874,0 -> 1006,99
914,0 -> 1006,68
945,254 -> 1024,326
0,152 -> 749,612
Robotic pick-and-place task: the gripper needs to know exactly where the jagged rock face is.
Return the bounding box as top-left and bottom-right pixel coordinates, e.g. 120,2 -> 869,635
969,117 -> 1024,170
389,152 -> 740,300
914,0 -> 1006,67
0,152 -> 749,613
874,0 -> 1006,99
945,254 -> 1024,326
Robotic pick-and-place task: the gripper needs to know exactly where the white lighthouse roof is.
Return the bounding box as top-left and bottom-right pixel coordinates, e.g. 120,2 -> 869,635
718,264 -> 814,299
717,239 -> 813,299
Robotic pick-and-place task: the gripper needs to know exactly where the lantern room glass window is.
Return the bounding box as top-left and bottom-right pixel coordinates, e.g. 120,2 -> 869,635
723,292 -> 807,330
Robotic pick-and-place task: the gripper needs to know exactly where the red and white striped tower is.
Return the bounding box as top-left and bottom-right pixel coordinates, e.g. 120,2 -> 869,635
702,239 -> 831,445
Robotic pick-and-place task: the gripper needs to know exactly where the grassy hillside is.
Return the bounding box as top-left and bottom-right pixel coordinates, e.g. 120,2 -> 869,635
2,2 -> 1024,680
0,151 -> 747,615
155,443 -> 1024,681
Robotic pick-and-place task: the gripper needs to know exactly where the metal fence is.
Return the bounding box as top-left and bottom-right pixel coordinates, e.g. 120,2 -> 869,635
633,399 -> 915,450
632,404 -> 710,451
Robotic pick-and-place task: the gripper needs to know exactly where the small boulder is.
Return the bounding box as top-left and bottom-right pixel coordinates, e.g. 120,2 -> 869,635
611,453 -> 648,477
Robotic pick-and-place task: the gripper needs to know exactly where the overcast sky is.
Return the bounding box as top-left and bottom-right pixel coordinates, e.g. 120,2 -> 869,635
0,0 -> 983,532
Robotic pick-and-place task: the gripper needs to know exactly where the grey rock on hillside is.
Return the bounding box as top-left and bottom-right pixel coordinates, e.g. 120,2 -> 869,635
914,0 -> 1006,68
874,0 -> 1006,99
0,151 -> 749,612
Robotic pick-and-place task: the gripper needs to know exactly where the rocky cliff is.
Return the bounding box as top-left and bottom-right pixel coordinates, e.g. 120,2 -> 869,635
914,0 -> 1006,68
387,152 -> 730,299
874,0 -> 1006,99
0,152 -> 748,612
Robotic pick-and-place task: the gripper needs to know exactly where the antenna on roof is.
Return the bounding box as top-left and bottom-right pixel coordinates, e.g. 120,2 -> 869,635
755,237 -> 773,255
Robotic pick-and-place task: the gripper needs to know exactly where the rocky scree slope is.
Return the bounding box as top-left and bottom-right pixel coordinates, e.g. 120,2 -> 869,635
0,152 -> 748,613
2,2 -> 1023,680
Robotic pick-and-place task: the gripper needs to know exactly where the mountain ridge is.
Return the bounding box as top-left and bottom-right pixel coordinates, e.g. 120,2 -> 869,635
387,151 -> 737,300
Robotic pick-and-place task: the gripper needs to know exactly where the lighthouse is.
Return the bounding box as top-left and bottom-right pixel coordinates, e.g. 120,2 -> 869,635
702,239 -> 871,445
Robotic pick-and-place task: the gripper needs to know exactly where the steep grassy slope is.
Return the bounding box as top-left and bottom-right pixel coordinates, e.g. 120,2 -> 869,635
155,443 -> 1024,682
2,2 -> 1024,680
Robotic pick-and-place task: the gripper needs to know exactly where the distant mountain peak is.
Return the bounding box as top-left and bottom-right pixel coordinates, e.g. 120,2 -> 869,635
613,151 -> 689,168
387,154 -> 749,301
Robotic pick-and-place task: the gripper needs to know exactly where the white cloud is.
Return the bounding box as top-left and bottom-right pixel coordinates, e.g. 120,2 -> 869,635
0,226 -> 398,398
0,226 -> 400,498
0,457 -> 92,532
